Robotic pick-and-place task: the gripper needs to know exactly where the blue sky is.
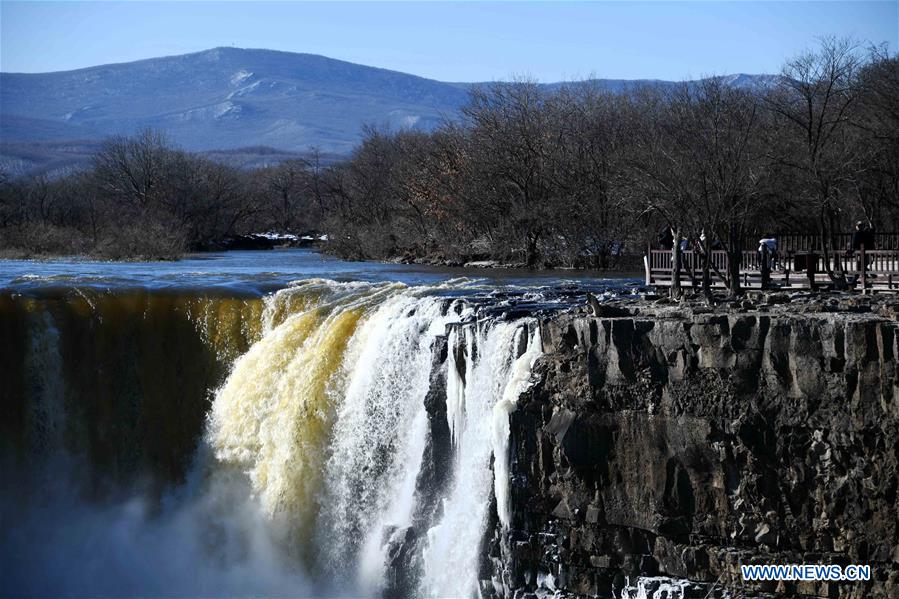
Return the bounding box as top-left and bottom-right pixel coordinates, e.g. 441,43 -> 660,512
1,1 -> 896,81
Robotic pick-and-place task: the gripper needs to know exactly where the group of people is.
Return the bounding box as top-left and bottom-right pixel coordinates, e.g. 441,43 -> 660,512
656,220 -> 879,274
656,228 -> 723,253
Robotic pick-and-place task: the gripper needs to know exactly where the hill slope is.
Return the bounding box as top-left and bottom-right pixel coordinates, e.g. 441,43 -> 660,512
1,47 -> 471,154
1,47 -> 776,176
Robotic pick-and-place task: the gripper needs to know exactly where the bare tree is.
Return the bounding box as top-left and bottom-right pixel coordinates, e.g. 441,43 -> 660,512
667,79 -> 764,298
463,80 -> 556,266
765,37 -> 867,287
625,85 -> 694,298
264,160 -> 309,232
92,129 -> 175,211
853,47 -> 899,228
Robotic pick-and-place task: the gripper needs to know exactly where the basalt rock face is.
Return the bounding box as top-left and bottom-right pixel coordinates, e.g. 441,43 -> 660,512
500,305 -> 899,598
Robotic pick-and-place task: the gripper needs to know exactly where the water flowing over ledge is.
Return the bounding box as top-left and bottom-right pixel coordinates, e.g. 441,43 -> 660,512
1,278 -> 551,597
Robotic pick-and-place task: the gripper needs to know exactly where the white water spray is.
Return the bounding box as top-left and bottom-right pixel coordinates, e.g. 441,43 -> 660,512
317,294 -> 462,592
421,319 -> 542,597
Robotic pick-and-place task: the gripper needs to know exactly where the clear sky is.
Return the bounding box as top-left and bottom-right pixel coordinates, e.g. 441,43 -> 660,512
1,1 -> 896,81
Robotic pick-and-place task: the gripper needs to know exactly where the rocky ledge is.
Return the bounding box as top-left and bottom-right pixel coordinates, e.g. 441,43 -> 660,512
491,293 -> 899,598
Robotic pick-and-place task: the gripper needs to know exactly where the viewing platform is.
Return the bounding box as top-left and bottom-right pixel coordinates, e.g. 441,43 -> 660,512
645,234 -> 899,293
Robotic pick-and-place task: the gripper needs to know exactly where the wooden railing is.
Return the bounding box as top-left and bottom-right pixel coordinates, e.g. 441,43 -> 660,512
752,233 -> 899,253
645,246 -> 899,291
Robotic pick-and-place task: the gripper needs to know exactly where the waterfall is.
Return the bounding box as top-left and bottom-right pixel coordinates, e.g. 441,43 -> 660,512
209,280 -> 544,594
207,280 -> 394,539
3,279 -> 546,597
492,323 -> 543,529
317,293 -> 462,592
445,325 -> 470,446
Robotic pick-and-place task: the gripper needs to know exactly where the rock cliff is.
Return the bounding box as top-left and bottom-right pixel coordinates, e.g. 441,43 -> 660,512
494,298 -> 899,598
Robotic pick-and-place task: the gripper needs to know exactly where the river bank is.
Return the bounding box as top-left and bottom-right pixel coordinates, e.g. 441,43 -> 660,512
380,249 -> 644,273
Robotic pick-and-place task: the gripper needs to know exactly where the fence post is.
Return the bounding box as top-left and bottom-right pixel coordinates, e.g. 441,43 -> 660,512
645,244 -> 652,286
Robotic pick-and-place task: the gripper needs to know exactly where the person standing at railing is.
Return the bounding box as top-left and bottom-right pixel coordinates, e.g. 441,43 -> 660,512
849,221 -> 876,282
758,235 -> 778,271
850,221 -> 875,252
657,227 -> 674,250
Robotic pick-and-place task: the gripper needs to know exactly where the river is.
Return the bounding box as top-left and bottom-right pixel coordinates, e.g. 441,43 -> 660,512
0,248 -> 636,293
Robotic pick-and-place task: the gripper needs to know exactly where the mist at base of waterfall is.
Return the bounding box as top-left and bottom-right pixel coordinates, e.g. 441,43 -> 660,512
0,454 -> 324,598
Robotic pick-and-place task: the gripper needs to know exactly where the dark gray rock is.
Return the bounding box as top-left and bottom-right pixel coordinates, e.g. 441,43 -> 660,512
494,304 -> 899,598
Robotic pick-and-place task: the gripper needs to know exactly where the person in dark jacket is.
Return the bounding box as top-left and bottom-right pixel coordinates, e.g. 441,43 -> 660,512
850,221 -> 876,280
851,221 -> 875,251
657,227 -> 674,250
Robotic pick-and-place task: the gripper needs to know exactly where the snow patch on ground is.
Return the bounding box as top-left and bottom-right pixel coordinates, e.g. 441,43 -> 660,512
230,70 -> 254,86
62,105 -> 99,122
251,232 -> 329,242
176,101 -> 243,121
620,576 -> 730,599
253,232 -> 298,241
227,81 -> 261,99
226,80 -> 296,99
213,102 -> 241,119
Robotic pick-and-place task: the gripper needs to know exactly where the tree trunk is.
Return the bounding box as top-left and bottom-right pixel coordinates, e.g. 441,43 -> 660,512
821,207 -> 848,290
701,236 -> 713,303
526,231 -> 541,268
670,226 -> 682,300
727,224 -> 742,298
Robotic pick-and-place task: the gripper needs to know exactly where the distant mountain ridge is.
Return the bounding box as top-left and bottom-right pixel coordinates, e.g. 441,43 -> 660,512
0,47 -> 776,176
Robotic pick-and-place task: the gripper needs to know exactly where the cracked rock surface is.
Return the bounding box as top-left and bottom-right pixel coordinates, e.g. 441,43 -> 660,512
492,299 -> 899,598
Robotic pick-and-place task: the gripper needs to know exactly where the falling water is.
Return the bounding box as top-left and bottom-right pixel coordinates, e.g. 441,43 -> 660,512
207,280 -> 545,595
445,325 -> 471,446
3,278 -> 548,597
23,309 -> 66,455
420,319 -> 542,597
317,293 -> 466,592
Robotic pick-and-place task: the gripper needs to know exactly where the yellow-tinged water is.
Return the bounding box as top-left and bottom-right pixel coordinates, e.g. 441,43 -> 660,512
1,281 -> 408,510
183,296 -> 266,364
207,281 -> 406,545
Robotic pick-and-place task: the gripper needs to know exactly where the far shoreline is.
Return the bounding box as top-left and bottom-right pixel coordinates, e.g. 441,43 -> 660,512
0,245 -> 645,281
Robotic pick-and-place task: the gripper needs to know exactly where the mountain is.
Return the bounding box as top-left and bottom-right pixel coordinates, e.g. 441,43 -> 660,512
0,47 -> 776,176
1,47 -> 471,154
